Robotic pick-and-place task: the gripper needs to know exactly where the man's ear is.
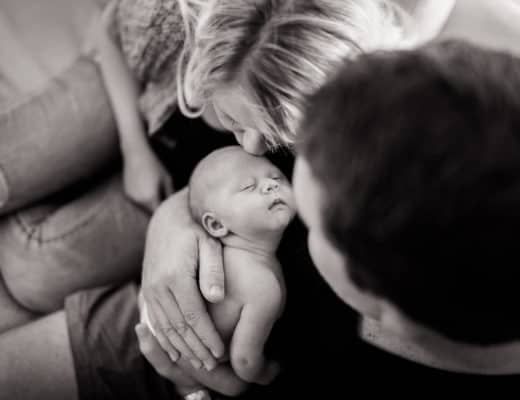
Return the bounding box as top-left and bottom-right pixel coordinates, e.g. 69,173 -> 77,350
202,212 -> 229,238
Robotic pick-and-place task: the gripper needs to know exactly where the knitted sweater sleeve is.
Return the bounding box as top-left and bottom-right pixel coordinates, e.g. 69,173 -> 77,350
116,0 -> 185,134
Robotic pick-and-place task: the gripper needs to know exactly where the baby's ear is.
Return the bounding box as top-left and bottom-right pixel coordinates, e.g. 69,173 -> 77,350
202,212 -> 228,238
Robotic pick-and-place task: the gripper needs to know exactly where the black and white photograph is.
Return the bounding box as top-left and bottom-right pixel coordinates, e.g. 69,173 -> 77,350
1,0 -> 520,398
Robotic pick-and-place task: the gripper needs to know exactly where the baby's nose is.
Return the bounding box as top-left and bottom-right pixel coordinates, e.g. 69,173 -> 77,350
262,179 -> 279,195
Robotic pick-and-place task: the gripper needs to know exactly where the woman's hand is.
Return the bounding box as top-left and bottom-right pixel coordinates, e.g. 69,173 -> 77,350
140,189 -> 226,370
136,324 -> 248,397
123,147 -> 174,213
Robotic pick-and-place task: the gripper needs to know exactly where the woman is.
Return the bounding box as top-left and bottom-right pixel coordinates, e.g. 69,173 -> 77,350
3,0 -> 520,398
0,0 -> 409,397
139,0 -> 442,365
0,0 -> 409,339
0,0 -> 402,328
140,0 -> 520,386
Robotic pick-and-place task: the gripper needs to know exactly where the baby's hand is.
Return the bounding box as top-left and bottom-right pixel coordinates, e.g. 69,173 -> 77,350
123,148 -> 174,213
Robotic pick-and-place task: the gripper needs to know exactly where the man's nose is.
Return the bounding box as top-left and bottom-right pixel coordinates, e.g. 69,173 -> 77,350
262,179 -> 279,195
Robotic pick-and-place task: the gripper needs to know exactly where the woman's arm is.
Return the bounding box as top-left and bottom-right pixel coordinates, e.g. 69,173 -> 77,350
88,4 -> 173,212
140,188 -> 226,369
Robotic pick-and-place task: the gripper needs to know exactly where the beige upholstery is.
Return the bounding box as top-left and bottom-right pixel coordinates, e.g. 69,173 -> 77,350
0,0 -> 100,94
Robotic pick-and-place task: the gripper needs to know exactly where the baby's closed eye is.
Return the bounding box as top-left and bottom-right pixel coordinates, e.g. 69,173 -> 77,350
240,179 -> 256,191
270,173 -> 284,182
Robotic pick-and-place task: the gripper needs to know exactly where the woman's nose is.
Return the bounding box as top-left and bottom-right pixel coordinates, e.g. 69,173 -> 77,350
234,128 -> 267,155
262,179 -> 279,195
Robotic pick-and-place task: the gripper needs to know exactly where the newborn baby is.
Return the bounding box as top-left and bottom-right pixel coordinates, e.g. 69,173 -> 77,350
142,146 -> 295,399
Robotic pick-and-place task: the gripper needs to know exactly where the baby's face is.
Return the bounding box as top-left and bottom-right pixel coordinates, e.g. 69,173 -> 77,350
211,153 -> 295,237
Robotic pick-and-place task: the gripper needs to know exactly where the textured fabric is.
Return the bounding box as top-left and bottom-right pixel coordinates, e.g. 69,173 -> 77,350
0,172 -> 149,313
116,0 -> 185,134
65,284 -> 181,400
0,56 -> 120,214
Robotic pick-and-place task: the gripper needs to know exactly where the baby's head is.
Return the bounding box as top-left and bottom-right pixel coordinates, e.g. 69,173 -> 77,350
189,146 -> 295,241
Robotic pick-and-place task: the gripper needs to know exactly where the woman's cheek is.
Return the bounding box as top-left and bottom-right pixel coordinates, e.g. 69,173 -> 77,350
242,129 -> 267,155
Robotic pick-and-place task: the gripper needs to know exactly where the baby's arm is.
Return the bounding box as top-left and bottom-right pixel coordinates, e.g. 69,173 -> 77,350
87,4 -> 173,211
229,293 -> 282,384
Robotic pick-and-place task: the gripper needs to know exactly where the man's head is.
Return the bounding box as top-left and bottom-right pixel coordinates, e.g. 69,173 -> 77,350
295,41 -> 520,346
189,146 -> 295,241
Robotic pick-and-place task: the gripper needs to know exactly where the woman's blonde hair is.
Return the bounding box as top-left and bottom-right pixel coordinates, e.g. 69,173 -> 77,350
176,0 -> 408,149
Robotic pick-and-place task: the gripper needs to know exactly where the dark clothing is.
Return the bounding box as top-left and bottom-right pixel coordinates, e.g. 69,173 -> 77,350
65,284 -> 180,400
66,111 -> 519,400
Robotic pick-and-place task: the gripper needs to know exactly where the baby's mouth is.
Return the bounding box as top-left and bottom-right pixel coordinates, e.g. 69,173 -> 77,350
268,198 -> 286,210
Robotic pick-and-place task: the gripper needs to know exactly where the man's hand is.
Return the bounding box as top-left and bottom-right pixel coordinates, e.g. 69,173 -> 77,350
136,324 -> 248,397
123,148 -> 174,213
141,189 -> 226,370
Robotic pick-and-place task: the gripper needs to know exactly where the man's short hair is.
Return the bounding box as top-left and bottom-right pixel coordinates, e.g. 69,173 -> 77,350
298,41 -> 520,345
